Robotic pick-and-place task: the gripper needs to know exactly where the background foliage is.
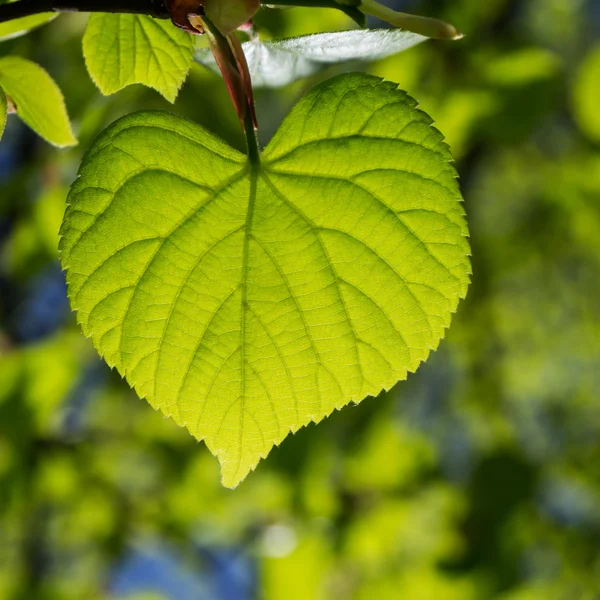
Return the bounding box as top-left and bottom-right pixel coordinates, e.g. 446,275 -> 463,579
1,0 -> 600,598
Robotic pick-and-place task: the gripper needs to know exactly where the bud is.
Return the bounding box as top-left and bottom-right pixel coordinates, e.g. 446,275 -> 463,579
203,0 -> 260,35
167,0 -> 259,35
166,0 -> 204,33
358,0 -> 463,40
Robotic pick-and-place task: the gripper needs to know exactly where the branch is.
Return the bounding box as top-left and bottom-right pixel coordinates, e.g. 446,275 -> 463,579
0,0 -> 170,23
0,0 -> 365,27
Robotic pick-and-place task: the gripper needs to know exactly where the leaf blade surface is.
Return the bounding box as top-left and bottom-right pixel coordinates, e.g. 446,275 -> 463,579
0,13 -> 57,41
83,14 -> 194,102
196,29 -> 426,87
0,56 -> 76,147
61,74 -> 470,487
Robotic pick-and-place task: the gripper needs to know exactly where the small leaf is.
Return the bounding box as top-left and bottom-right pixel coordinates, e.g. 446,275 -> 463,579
196,29 -> 426,87
0,56 -> 77,147
83,14 -> 195,103
0,13 -> 57,42
60,73 -> 470,487
0,87 -> 6,140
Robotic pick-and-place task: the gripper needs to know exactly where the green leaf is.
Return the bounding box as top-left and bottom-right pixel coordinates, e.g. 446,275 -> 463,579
60,73 -> 470,487
0,87 -> 6,141
0,56 -> 77,147
83,14 -> 195,103
0,13 -> 57,42
572,43 -> 600,143
196,29 -> 426,88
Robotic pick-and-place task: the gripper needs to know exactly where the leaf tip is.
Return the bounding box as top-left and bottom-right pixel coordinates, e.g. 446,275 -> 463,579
54,135 -> 79,149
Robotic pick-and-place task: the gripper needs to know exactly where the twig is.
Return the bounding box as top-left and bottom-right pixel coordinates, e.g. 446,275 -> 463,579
0,0 -> 365,27
0,0 -> 170,23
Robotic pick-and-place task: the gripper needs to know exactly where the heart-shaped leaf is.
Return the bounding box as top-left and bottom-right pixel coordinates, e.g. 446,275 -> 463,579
196,29 -> 426,88
83,14 -> 195,102
60,73 -> 470,487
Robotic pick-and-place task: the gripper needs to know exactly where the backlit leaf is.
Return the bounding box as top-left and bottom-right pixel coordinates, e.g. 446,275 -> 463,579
196,29 -> 426,87
83,14 -> 195,103
0,12 -> 57,41
60,73 -> 470,487
0,56 -> 76,147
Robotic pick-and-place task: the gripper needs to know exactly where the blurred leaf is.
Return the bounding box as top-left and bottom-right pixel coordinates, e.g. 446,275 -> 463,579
572,43 -> 600,143
60,73 -> 470,488
0,13 -> 57,41
343,413 -> 435,492
345,486 -> 466,568
263,530 -> 331,600
0,331 -> 86,432
482,47 -> 560,86
4,185 -> 70,274
196,29 -> 426,87
300,439 -> 339,518
0,86 -> 6,140
0,56 -> 77,147
83,14 -> 195,103
477,47 -> 561,144
355,567 -> 481,600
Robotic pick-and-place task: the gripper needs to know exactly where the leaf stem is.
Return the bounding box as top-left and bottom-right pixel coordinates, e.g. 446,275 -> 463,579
201,16 -> 260,165
243,109 -> 260,166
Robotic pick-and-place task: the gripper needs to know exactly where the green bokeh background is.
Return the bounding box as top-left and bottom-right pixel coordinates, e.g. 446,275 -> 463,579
1,0 -> 600,598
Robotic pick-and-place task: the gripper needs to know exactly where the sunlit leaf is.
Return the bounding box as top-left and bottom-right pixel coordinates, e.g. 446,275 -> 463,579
196,29 -> 426,87
0,56 -> 77,147
60,73 -> 470,487
0,13 -> 57,41
83,14 -> 195,103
